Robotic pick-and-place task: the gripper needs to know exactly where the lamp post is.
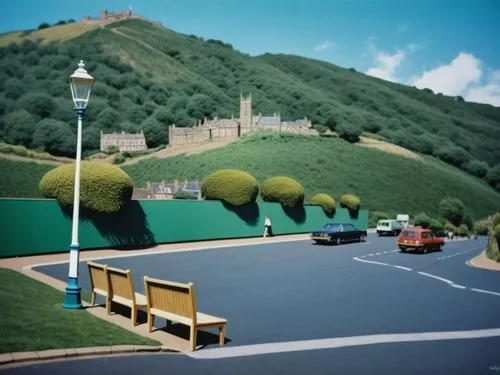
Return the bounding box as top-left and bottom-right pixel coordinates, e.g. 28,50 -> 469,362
63,60 -> 94,309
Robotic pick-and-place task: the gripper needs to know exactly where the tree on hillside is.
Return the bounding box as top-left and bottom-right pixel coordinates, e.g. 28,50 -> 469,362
32,119 -> 75,156
336,121 -> 362,143
187,94 -> 215,120
466,160 -> 489,179
38,22 -> 50,30
487,165 -> 500,191
19,93 -> 55,119
439,197 -> 465,227
141,117 -> 168,148
3,110 -> 37,147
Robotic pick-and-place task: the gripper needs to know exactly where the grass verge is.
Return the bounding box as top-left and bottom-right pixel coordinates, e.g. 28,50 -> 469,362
0,268 -> 160,354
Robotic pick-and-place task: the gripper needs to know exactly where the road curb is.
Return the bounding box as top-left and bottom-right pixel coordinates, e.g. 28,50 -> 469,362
0,345 -> 179,368
466,250 -> 500,272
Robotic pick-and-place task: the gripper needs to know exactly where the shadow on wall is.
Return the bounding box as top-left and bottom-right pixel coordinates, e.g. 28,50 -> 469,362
222,201 -> 260,226
282,204 -> 306,224
61,200 -> 156,249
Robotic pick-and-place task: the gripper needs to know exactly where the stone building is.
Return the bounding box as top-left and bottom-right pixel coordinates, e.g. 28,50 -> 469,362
81,7 -> 145,24
100,131 -> 148,152
168,93 -> 318,147
132,180 -> 202,200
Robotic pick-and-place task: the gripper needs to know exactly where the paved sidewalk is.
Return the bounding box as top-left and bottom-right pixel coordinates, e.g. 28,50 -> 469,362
467,250 -> 500,271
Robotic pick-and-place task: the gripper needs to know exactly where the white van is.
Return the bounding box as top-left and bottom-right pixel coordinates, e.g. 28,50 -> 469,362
376,219 -> 405,236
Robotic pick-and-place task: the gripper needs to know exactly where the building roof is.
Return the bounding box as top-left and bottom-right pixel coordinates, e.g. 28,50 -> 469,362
254,116 -> 281,126
101,131 -> 146,141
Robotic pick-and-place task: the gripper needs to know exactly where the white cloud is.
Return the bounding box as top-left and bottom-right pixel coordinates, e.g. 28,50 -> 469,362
314,41 -> 335,52
410,54 -> 500,106
410,53 -> 482,95
364,39 -> 419,83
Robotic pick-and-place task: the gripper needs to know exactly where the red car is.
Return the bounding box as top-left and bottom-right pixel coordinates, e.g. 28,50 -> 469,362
397,227 -> 445,253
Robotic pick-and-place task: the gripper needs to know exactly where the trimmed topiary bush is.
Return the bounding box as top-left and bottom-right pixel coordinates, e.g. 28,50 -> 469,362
339,194 -> 361,212
261,176 -> 304,207
311,193 -> 336,215
39,161 -> 133,214
201,169 -> 259,206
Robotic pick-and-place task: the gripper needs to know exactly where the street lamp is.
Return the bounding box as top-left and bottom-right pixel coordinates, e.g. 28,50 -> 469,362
63,60 -> 94,309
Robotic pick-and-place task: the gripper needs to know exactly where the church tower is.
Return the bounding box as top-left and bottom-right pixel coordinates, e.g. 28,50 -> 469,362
239,92 -> 252,129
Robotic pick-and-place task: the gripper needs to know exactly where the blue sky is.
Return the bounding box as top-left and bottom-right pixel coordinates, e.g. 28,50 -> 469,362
1,0 -> 499,106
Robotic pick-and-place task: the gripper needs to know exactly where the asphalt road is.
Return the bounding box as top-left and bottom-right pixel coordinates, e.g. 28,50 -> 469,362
8,234 -> 500,375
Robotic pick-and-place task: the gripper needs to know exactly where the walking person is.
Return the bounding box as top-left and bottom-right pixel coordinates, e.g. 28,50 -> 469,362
263,215 -> 273,238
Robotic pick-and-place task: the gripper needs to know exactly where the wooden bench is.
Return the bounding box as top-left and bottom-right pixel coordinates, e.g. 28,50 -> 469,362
87,261 -> 108,306
106,266 -> 147,327
143,276 -> 227,351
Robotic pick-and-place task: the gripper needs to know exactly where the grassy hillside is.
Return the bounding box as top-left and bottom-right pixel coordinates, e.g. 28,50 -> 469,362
1,133 -> 499,220
120,132 -> 500,220
0,18 -> 499,191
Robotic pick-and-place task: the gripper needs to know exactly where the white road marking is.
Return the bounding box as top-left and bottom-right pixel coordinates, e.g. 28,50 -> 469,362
418,272 -> 454,285
354,246 -> 499,298
471,288 -> 500,297
353,257 -> 412,271
393,265 -> 412,271
185,328 -> 500,359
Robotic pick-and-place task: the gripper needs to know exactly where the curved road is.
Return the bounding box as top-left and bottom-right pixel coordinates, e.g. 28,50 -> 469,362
6,235 -> 500,375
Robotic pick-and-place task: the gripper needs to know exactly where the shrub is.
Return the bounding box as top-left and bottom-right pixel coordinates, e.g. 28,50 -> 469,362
429,218 -> 445,237
261,176 -> 304,207
339,194 -> 361,212
444,221 -> 459,234
336,121 -> 362,143
173,190 -> 198,200
457,224 -> 469,237
491,212 -> 500,230
466,160 -> 489,178
439,197 -> 465,227
486,165 -> 500,189
39,161 -> 133,214
201,169 -> 259,206
473,219 -> 490,235
369,211 -> 389,228
495,224 -> 500,247
414,212 -> 431,228
311,193 -> 336,215
113,154 -> 126,164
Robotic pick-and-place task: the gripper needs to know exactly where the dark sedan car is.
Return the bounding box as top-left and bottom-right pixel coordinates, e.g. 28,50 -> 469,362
311,223 -> 367,245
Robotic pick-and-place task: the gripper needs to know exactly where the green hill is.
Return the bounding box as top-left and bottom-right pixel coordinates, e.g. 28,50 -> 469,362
2,132 -> 499,220
0,17 -> 499,195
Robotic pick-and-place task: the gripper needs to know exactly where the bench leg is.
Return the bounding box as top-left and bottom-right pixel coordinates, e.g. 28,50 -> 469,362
91,292 -> 96,306
219,325 -> 225,346
190,326 -> 197,351
106,299 -> 111,315
131,307 -> 137,327
147,312 -> 154,332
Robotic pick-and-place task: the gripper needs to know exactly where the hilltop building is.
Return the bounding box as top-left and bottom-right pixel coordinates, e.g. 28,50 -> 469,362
81,7 -> 145,24
168,93 -> 317,147
100,131 -> 148,152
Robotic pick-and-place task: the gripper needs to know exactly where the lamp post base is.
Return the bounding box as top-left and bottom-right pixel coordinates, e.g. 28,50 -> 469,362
63,277 -> 82,309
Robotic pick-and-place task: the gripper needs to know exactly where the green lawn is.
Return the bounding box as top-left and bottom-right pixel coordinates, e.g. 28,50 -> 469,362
0,268 -> 160,354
